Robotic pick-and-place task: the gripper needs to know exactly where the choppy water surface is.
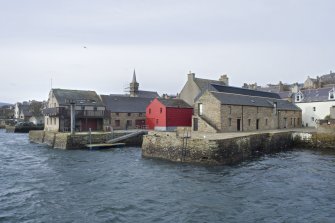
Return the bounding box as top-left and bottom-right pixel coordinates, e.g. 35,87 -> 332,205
0,130 -> 335,223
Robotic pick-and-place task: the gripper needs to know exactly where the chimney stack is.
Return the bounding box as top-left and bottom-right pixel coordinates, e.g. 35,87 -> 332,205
187,71 -> 195,81
219,74 -> 229,86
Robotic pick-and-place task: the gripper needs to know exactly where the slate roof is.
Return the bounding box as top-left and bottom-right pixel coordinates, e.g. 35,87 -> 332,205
157,98 -> 193,108
136,90 -> 159,98
52,89 -> 104,106
278,91 -> 292,99
100,95 -> 153,112
292,87 -> 335,103
194,78 -> 226,92
211,84 -> 281,99
211,91 -> 300,111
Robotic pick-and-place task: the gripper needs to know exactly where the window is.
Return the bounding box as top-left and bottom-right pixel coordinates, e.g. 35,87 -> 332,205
54,118 -> 56,125
313,107 -> 316,111
47,118 -> 49,125
265,119 -> 268,126
156,119 -> 159,124
139,113 -> 142,117
198,103 -> 203,116
149,109 -> 151,114
329,87 -> 335,100
229,106 -> 232,114
229,118 -> 232,126
311,117 -> 315,121
115,120 -> 120,127
295,91 -> 304,102
116,113 -> 119,116
54,103 -> 56,108
81,106 -> 85,110
248,119 -> 251,126
160,108 -> 162,114
94,107 -> 97,111
127,113 -> 131,116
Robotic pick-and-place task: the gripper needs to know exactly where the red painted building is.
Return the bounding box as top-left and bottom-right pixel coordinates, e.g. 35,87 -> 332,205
146,98 -> 193,131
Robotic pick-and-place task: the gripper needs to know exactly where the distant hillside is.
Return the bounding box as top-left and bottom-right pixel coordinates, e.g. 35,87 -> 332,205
0,102 -> 11,107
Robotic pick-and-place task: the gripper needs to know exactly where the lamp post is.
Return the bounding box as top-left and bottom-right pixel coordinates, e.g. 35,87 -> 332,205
69,100 -> 76,135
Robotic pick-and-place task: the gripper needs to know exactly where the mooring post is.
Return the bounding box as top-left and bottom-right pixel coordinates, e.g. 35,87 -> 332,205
70,101 -> 76,135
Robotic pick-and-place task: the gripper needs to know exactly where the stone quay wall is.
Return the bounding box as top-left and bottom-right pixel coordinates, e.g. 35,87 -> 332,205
142,131 -> 335,165
29,131 -> 138,149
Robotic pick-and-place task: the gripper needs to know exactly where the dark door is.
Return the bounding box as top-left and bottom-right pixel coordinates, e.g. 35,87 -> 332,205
256,119 -> 259,130
237,119 -> 241,131
193,118 -> 198,131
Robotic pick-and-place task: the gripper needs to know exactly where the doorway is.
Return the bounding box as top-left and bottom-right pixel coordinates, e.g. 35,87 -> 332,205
256,119 -> 259,130
193,118 -> 198,131
237,119 -> 241,131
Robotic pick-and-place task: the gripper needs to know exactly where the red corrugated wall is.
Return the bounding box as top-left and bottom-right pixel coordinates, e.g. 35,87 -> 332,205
166,107 -> 193,127
146,98 -> 193,129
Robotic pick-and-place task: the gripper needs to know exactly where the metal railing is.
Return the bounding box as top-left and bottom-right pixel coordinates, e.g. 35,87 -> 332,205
43,107 -> 107,118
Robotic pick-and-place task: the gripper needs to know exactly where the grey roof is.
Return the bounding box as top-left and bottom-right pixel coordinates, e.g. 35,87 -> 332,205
157,98 -> 193,108
52,89 -> 104,106
136,90 -> 159,98
211,91 -> 300,111
101,95 -> 153,112
293,87 -> 335,103
194,78 -> 226,91
278,91 -> 292,99
211,84 -> 282,99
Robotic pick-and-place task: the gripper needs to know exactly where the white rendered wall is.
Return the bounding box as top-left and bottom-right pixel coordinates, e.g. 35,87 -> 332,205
295,101 -> 335,127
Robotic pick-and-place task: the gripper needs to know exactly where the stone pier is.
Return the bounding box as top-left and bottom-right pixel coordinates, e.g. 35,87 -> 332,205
142,128 -> 335,165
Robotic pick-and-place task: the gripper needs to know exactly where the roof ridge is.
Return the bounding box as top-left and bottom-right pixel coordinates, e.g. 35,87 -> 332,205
210,90 -> 286,101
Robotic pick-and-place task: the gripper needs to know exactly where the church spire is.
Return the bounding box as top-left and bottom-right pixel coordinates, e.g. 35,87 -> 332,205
129,69 -> 139,97
132,69 -> 137,83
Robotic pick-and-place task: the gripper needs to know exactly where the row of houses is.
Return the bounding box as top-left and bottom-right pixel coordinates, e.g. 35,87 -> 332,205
41,71 -> 303,133
243,71 -> 335,128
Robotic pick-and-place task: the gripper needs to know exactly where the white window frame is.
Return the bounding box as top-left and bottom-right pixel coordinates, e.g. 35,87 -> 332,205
295,91 -> 304,102
198,103 -> 203,116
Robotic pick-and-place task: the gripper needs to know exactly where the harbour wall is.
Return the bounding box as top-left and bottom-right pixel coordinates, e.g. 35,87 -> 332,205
142,131 -> 335,165
29,130 -> 143,149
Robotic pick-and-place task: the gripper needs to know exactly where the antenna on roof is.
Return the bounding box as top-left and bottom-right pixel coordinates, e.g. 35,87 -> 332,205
50,77 -> 53,89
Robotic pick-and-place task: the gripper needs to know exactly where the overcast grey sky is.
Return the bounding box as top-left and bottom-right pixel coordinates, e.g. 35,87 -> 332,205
1,0 -> 334,103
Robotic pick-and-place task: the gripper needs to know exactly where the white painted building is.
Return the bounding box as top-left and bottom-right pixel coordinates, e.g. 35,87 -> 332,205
292,87 -> 335,127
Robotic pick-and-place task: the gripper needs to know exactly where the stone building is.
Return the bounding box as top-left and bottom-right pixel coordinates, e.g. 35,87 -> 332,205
101,71 -> 159,130
100,95 -> 152,130
43,89 -> 107,132
304,76 -> 321,89
179,72 -> 229,106
193,90 -> 302,133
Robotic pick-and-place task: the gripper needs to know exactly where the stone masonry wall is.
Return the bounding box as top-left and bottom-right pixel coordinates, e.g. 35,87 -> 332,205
142,131 -> 295,165
195,91 -> 222,131
110,112 -> 146,130
29,130 -> 141,149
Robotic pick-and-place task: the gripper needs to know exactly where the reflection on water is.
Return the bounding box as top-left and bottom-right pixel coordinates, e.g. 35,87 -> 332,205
0,130 -> 334,222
